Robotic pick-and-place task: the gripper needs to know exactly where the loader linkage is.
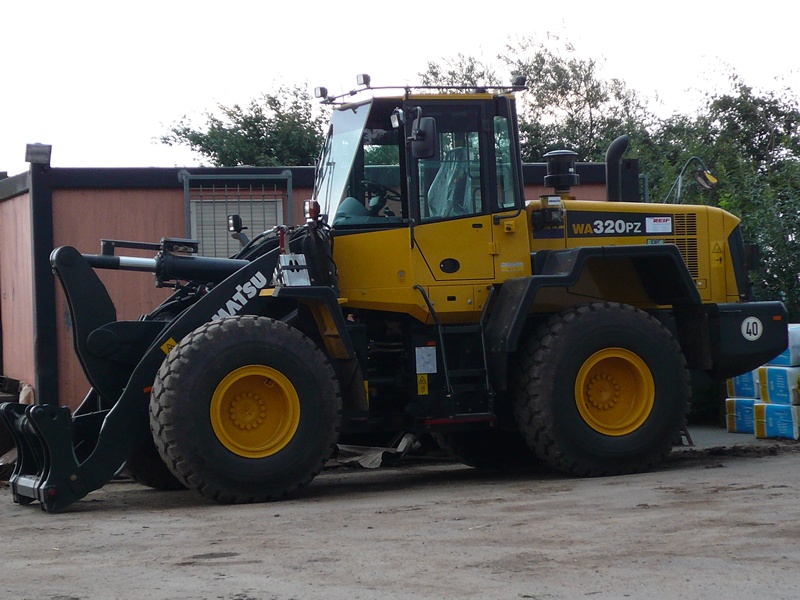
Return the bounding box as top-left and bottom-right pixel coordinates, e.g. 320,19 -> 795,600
0,234 -> 286,511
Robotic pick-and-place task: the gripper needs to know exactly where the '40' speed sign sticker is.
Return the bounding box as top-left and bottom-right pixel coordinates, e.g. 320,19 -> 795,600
741,317 -> 763,341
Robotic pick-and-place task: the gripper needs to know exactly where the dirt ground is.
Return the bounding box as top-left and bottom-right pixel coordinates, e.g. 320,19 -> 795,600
2,437 -> 800,600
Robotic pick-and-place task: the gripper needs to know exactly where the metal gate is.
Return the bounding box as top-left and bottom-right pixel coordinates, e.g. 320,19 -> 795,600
179,172 -> 293,258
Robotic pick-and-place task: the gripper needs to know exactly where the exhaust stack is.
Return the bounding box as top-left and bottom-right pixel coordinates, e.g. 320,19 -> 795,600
605,135 -> 629,202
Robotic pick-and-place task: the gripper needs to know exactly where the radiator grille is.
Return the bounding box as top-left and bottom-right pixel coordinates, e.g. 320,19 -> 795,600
673,213 -> 697,236
663,237 -> 699,277
662,213 -> 700,277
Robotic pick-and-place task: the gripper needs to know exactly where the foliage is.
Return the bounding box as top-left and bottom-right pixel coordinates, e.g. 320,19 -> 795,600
160,85 -> 327,167
419,37 -> 651,162
709,84 -> 800,318
708,79 -> 800,169
500,38 -> 651,162
419,53 -> 502,89
746,163 -> 800,318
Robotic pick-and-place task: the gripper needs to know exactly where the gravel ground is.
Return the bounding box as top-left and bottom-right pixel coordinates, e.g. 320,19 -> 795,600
2,433 -> 800,600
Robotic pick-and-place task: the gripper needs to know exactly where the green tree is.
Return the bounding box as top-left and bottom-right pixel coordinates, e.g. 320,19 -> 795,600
503,38 -> 651,162
160,84 -> 327,167
631,112 -> 718,204
635,78 -> 800,318
705,81 -> 800,318
420,38 -> 651,162
419,53 -> 502,88
709,78 -> 800,169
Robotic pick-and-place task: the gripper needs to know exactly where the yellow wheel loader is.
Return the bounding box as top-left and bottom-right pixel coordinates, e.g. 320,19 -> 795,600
0,76 -> 787,511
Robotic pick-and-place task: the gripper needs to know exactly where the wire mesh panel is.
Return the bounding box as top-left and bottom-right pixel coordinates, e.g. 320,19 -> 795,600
189,184 -> 284,257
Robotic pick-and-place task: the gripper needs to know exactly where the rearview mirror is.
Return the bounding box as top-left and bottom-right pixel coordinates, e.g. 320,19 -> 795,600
411,116 -> 437,160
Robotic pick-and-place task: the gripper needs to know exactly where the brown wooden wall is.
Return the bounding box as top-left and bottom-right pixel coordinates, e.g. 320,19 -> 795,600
524,183 -> 607,202
290,187 -> 314,225
48,185 -> 314,409
0,163 -> 623,412
0,192 -> 35,388
51,189 -> 187,409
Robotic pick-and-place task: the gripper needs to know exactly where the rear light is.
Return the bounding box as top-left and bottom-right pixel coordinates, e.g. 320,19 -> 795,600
304,200 -> 321,222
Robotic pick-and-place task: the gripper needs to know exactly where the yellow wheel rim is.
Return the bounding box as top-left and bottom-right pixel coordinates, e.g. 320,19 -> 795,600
210,365 -> 300,458
575,348 -> 655,436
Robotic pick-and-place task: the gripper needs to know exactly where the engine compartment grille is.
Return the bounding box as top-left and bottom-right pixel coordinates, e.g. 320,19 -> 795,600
665,214 -> 699,277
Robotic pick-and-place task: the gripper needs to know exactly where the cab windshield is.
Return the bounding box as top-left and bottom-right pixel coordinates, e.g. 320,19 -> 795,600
313,100 -> 372,220
314,99 -> 406,227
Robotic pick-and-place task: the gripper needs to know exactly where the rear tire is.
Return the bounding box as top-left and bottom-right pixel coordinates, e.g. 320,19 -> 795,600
122,439 -> 186,491
150,316 -> 342,503
513,302 -> 690,476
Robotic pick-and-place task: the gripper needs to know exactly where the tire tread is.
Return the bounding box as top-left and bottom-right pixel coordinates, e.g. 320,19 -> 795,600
149,316 -> 341,503
512,302 -> 690,477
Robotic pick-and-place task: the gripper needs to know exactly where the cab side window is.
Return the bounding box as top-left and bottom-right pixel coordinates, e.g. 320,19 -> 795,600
494,115 -> 518,210
417,107 -> 483,222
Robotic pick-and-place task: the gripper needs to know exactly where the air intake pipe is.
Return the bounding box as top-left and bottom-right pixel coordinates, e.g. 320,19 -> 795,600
605,134 -> 629,202
543,149 -> 579,196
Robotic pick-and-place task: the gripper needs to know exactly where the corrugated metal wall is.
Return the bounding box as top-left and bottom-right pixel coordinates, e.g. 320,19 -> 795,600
189,184 -> 284,257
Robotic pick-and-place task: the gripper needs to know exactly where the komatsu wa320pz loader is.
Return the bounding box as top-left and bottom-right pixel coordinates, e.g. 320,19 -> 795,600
1,76 -> 787,511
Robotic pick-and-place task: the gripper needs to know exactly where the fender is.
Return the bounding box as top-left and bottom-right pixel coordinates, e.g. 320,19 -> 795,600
266,285 -> 355,359
484,244 -> 701,390
263,285 -> 367,420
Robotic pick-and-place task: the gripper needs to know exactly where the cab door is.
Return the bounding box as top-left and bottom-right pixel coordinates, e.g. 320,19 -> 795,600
411,102 -> 495,281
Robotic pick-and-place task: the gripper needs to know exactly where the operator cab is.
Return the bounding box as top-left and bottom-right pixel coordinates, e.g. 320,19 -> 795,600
313,82 -> 526,231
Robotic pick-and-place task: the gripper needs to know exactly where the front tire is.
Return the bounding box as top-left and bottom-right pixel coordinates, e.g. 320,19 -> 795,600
150,316 -> 342,503
513,302 -> 690,476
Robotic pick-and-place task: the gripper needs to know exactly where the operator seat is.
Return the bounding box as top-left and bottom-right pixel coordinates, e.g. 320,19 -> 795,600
427,147 -> 471,218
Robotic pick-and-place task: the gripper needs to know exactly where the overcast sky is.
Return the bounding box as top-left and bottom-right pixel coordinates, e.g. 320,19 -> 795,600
2,0 -> 798,176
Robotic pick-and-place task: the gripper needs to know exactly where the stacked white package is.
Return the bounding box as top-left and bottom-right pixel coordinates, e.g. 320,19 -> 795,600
758,365 -> 800,405
726,324 -> 800,436
766,323 -> 800,366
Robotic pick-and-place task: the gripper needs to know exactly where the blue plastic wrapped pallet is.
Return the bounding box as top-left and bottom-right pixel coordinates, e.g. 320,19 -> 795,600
726,398 -> 755,434
757,365 -> 800,404
754,402 -> 800,439
767,323 -> 800,366
726,369 -> 760,399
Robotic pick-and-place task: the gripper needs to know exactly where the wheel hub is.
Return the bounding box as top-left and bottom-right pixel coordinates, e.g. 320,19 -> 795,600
575,348 -> 655,436
586,374 -> 621,411
229,393 -> 267,430
210,365 -> 301,458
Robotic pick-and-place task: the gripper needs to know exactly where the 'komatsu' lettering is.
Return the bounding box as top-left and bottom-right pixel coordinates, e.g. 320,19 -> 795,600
212,271 -> 269,320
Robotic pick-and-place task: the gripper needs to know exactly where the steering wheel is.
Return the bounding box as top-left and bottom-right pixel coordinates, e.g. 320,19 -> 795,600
361,179 -> 401,202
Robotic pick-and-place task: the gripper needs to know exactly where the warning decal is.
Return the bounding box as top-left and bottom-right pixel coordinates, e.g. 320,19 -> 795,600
160,337 -> 178,355
417,374 -> 429,396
